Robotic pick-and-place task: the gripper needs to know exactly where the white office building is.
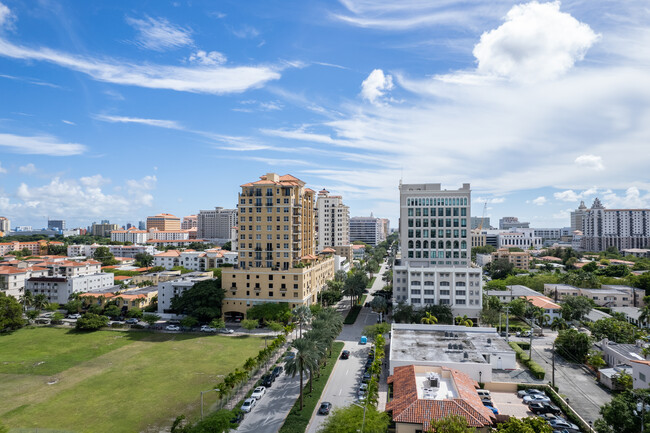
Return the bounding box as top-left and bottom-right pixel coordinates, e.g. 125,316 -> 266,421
26,273 -> 115,305
581,198 -> 650,251
350,215 -> 385,246
393,182 -> 482,319
497,229 -> 542,250
316,189 -> 350,252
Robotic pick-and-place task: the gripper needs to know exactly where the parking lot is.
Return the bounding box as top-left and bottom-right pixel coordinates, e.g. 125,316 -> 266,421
489,391 -> 532,418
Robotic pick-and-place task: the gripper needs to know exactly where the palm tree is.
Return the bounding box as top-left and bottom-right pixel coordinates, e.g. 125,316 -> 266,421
639,305 -> 650,328
19,291 -> 34,312
455,315 -> 473,327
292,305 -> 312,338
550,317 -> 568,331
420,312 -> 438,325
285,338 -> 318,410
33,294 -> 49,311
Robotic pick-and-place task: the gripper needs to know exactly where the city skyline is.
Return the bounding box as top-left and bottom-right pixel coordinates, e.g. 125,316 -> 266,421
1,1 -> 649,229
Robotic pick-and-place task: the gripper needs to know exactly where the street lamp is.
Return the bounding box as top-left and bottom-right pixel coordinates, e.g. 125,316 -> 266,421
350,401 -> 367,433
634,395 -> 650,432
200,388 -> 220,420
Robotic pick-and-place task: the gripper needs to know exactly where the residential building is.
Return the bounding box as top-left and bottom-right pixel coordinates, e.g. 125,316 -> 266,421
350,214 -> 385,246
534,227 -> 572,246
610,307 -> 647,328
181,215 -> 198,230
522,296 -> 562,321
571,201 -> 588,232
47,219 -> 66,232
157,272 -> 214,315
221,173 -> 335,318
110,227 -> 149,244
490,248 -> 531,269
544,283 -> 645,307
581,198 -> 650,251
147,229 -> 190,241
0,240 -> 57,256
91,222 -> 118,237
0,216 -> 10,234
471,230 -> 487,248
315,189 -> 350,252
470,216 -> 491,230
631,360 -> 650,389
485,285 -> 543,303
0,265 -> 49,298
146,213 -> 181,231
81,286 -> 158,311
26,272 -> 115,304
622,248 -> 650,258
393,182 -> 481,319
596,338 -> 648,367
499,216 -> 530,230
598,365 -> 634,390
497,229 -> 542,250
352,244 -> 365,260
146,239 -> 206,248
67,244 -> 156,259
475,254 -> 491,267
388,324 -> 516,382
153,249 -> 237,271
386,364 -> 495,433
379,218 -> 391,241
196,207 -> 237,243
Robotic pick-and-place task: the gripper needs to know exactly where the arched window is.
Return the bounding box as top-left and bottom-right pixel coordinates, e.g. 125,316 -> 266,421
438,240 -> 444,249
423,240 -> 429,248
446,240 -> 452,249
415,240 -> 421,248
453,241 -> 459,249
408,240 -> 413,248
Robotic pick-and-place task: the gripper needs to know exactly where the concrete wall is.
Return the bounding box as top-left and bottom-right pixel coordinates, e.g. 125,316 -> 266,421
483,382 -> 517,392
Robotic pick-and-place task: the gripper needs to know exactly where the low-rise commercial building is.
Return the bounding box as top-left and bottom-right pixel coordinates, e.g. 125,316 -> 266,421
490,248 -> 531,269
631,360 -> 650,389
596,338 -> 648,367
157,272 -> 214,315
544,284 -> 645,308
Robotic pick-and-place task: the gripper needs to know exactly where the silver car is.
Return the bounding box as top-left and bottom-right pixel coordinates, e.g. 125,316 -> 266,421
241,398 -> 256,413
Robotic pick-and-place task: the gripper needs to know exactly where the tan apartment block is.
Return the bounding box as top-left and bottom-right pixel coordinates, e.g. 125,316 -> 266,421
146,213 -> 181,231
491,248 -> 531,269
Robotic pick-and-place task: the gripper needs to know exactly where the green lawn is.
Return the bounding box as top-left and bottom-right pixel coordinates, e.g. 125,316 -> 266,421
0,327 -> 264,433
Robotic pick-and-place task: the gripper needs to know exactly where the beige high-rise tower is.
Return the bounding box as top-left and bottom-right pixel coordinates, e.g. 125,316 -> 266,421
316,189 -> 350,252
221,173 -> 335,319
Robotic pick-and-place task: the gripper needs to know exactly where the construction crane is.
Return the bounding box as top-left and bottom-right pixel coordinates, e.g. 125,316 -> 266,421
478,202 -> 488,231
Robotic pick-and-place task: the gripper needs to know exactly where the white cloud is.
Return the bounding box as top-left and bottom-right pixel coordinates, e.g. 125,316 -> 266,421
0,1 -> 15,31
61,119 -> 75,125
94,114 -> 183,130
361,69 -> 394,104
473,1 -> 600,82
231,25 -> 259,39
126,16 -> 193,51
188,50 -> 227,65
475,196 -> 505,204
0,161 -> 6,174
18,163 -> 36,174
2,175 -> 156,219
553,190 -> 581,202
532,196 -> 547,206
0,37 -> 283,94
0,132 -> 86,156
575,154 -> 604,170
602,187 -> 650,209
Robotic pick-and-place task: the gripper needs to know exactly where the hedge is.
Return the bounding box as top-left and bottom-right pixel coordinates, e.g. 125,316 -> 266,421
366,277 -> 376,288
517,384 -> 591,433
517,342 -> 531,350
509,342 -> 545,380
344,305 -> 362,325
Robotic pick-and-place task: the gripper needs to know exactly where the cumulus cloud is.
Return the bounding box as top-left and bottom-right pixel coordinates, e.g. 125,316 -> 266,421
360,69 -> 394,104
188,50 -> 226,65
18,163 -> 36,174
0,132 -> 86,156
126,16 -> 193,51
473,1 -> 599,82
0,1 -> 15,31
553,190 -> 581,202
575,154 -> 604,170
602,187 -> 650,209
532,196 -> 547,206
2,175 -> 157,219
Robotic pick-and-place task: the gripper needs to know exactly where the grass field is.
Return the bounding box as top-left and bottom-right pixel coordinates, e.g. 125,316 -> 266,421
0,327 -> 264,433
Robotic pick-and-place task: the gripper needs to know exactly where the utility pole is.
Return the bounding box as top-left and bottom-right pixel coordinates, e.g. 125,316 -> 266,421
552,341 -> 556,388
504,306 -> 510,343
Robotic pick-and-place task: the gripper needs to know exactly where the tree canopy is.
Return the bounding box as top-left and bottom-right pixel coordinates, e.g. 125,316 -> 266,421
560,295 -> 594,322
495,416 -> 552,433
245,302 -> 290,323
555,328 -> 592,363
93,246 -> 118,266
591,317 -> 639,343
170,279 -> 225,323
594,389 -> 650,433
0,293 -> 24,332
317,404 -> 390,433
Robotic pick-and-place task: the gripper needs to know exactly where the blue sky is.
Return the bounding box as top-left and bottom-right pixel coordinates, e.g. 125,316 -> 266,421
0,0 -> 649,230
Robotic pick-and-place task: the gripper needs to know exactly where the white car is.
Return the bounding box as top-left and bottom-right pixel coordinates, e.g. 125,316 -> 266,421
165,325 -> 180,331
517,388 -> 545,398
251,386 -> 266,400
218,328 -> 234,334
241,398 -> 256,413
67,313 -> 82,319
523,394 -> 551,404
200,325 -> 216,332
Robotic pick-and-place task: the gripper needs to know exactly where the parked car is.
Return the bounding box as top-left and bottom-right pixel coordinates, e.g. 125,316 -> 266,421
272,366 -> 283,378
251,386 -> 266,400
359,335 -> 368,344
484,405 -> 498,415
518,388 -> 546,398
340,350 -> 350,359
539,413 -> 565,422
200,325 -> 216,332
548,419 -> 579,431
362,372 -> 371,383
318,402 -> 332,415
261,374 -> 274,387
530,402 -> 561,415
165,325 -> 180,331
125,318 -> 139,324
67,313 -> 82,319
357,390 -> 367,401
240,398 -> 256,413
217,327 -> 234,334
359,383 -> 368,393
230,411 -> 244,424
524,394 -> 551,404
480,397 -> 493,405
477,389 -> 491,399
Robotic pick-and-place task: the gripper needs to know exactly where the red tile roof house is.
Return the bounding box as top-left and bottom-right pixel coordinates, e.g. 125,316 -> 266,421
387,365 -> 495,433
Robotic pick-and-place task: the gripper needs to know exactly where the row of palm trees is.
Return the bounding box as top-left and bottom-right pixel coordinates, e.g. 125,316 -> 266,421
285,306 -> 344,410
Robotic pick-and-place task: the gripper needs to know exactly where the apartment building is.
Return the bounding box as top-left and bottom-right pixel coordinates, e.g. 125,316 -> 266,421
153,249 -> 238,271
490,248 -> 531,269
221,173 -> 335,318
0,240 -> 60,256
110,227 -> 149,244
157,272 -> 215,314
0,216 -> 10,234
571,201 -> 588,232
581,198 -> 650,251
393,182 -> 482,319
147,229 -> 190,241
67,244 -> 156,259
197,207 -> 237,243
146,213 -> 181,231
47,219 -> 66,232
497,229 -> 542,250
544,283 -> 645,308
499,216 -> 530,230
350,215 -> 385,246
316,188 -> 350,252
26,273 -> 115,305
0,265 -> 49,298
181,215 -> 198,230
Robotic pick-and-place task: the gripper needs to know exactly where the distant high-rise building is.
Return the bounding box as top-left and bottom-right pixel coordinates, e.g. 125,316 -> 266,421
393,182 -> 482,320
316,189 -> 350,252
91,222 -> 118,237
350,215 -> 385,246
499,216 -> 530,230
0,217 -> 9,234
146,213 -> 181,231
221,173 -> 335,318
181,215 -> 198,230
100,219 -> 110,224
581,198 -> 650,251
470,216 -> 491,230
47,219 -> 66,232
570,201 -> 588,233
197,208 -> 237,243
138,221 -> 146,230
126,223 -> 133,229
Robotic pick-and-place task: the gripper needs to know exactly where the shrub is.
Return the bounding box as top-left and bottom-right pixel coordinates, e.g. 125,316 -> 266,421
76,313 -> 109,331
344,306 -> 362,325
509,342 -> 545,380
